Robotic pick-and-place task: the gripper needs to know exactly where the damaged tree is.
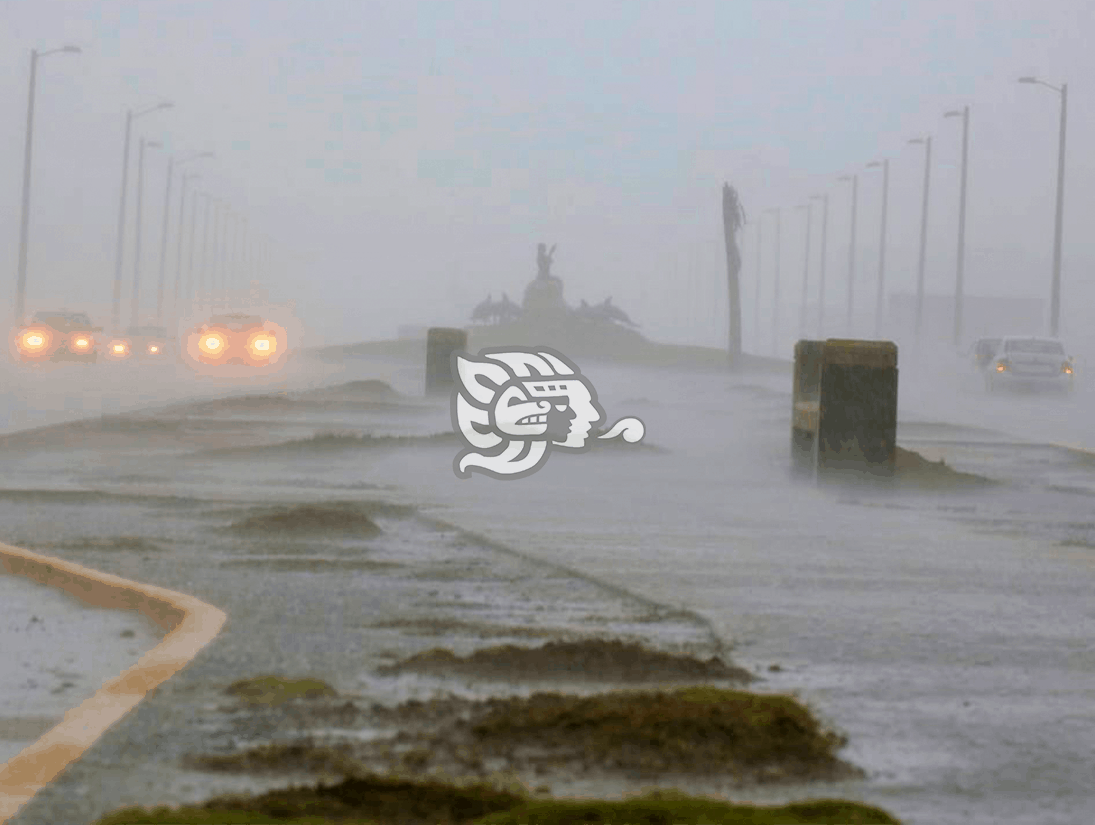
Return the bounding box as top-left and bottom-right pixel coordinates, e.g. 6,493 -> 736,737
722,183 -> 746,365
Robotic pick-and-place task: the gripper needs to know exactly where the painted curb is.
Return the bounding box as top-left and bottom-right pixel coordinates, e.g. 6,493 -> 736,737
0,543 -> 226,823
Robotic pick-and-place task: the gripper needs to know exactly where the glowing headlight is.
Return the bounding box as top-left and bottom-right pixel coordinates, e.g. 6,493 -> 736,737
246,331 -> 277,359
72,336 -> 90,350
148,344 -> 160,354
110,339 -> 130,356
1063,363 -> 1073,375
24,333 -> 45,348
197,331 -> 228,358
995,361 -> 1007,373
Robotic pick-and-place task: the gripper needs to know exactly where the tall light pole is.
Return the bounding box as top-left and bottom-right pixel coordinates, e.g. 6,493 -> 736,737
909,136 -> 932,346
866,159 -> 890,338
157,151 -> 213,325
198,193 -> 212,312
795,203 -> 812,335
944,106 -> 970,347
1019,77 -> 1068,338
753,219 -> 762,353
765,207 -> 781,356
838,174 -> 858,334
130,137 -> 162,331
186,189 -> 200,316
111,101 -> 172,332
15,45 -> 81,322
173,171 -> 201,330
809,193 -> 829,337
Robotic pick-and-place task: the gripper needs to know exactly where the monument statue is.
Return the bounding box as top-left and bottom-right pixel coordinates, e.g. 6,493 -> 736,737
523,241 -> 566,315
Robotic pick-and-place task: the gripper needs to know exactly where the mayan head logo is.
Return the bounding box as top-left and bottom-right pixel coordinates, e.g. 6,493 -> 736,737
451,346 -> 645,479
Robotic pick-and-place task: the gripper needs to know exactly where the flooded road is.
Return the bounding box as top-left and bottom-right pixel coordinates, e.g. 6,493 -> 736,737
1,346 -> 1094,824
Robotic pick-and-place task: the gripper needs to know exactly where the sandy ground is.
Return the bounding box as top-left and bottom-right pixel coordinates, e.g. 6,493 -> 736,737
1,345 -> 1093,824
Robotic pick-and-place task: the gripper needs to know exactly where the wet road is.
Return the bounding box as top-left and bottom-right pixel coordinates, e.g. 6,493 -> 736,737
1,346 -> 1093,824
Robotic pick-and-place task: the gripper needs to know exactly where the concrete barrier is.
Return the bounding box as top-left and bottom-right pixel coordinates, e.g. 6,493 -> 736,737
792,338 -> 899,478
0,544 -> 227,823
425,327 -> 468,395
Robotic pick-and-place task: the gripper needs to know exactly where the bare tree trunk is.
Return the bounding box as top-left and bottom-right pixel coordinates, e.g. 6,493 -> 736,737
722,183 -> 744,364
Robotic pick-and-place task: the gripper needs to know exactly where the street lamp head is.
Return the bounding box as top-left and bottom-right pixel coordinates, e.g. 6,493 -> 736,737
1018,76 -> 1038,84
62,45 -> 82,53
157,101 -> 174,111
866,161 -> 882,169
146,140 -> 163,149
908,137 -> 926,145
944,110 -> 962,118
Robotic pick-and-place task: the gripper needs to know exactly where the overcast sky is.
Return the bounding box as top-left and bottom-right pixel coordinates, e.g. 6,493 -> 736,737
2,0 -> 1093,347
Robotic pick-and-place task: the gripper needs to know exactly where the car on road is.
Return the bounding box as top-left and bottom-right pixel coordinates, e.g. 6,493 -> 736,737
984,336 -> 1075,393
182,312 -> 288,370
11,310 -> 101,364
103,325 -> 175,362
969,337 -> 1002,372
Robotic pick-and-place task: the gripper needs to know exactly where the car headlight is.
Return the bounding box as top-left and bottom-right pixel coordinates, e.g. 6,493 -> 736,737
995,360 -> 1008,372
109,339 -> 131,357
198,331 -> 228,358
245,331 -> 277,359
1062,362 -> 1073,375
17,327 -> 52,354
147,342 -> 162,355
70,333 -> 93,351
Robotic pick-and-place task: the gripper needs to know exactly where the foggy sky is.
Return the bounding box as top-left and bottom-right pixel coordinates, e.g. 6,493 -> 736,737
2,0 -> 1093,347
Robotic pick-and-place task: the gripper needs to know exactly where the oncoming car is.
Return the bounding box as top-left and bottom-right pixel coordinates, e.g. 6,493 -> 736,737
984,336 -> 1075,394
183,313 -> 288,370
12,310 -> 101,363
104,325 -> 174,362
969,337 -> 1002,372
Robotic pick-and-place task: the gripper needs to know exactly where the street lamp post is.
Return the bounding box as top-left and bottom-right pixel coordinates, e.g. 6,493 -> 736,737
173,171 -> 200,329
838,174 -> 858,334
944,106 -> 970,347
809,193 -> 829,337
157,151 -> 213,325
909,136 -> 933,346
866,159 -> 890,338
765,207 -> 781,356
130,137 -> 162,331
186,189 -> 200,315
795,204 -> 812,335
15,45 -> 81,322
111,101 -> 172,332
198,193 -> 212,312
1019,77 -> 1068,338
753,219 -> 762,353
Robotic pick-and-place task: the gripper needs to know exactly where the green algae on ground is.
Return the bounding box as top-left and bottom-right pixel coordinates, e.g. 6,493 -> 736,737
468,685 -> 857,781
226,675 -> 339,706
376,638 -> 754,684
93,775 -> 900,824
182,741 -> 362,775
227,504 -> 384,536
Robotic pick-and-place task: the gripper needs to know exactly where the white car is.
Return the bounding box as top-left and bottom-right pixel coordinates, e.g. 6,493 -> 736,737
984,336 -> 1075,393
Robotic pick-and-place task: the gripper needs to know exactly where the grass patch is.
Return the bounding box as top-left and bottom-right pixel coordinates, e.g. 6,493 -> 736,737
893,446 -> 995,489
467,685 -> 856,781
93,776 -> 899,824
377,638 -> 753,684
218,557 -> 401,573
182,741 -> 362,775
226,675 -> 339,707
227,504 -> 384,537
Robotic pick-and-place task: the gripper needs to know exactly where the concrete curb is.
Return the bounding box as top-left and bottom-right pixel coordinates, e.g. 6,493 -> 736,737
0,543 -> 226,823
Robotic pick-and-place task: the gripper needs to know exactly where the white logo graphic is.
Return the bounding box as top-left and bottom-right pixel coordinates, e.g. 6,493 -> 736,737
451,346 -> 645,479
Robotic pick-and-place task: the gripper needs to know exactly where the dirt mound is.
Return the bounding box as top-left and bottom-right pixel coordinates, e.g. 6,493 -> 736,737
894,445 -> 994,488
227,504 -> 384,536
322,379 -> 400,397
376,638 -> 753,684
